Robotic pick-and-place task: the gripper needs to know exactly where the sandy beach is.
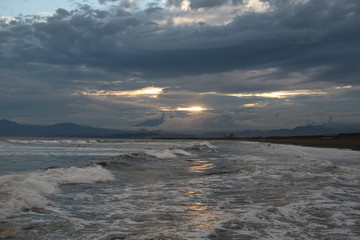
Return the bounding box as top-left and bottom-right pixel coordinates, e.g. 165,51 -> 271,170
238,133 -> 360,151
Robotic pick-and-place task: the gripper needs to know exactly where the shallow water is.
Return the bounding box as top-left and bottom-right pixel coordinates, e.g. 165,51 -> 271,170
0,138 -> 359,239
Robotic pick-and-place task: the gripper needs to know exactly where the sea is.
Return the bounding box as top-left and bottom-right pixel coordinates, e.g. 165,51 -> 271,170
0,138 -> 359,240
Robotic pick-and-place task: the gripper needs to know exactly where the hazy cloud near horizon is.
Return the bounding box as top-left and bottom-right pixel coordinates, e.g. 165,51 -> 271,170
1,0 -> 359,132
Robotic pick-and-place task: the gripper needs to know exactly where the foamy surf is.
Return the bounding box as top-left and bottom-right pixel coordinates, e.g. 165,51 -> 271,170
0,166 -> 114,218
145,148 -> 193,159
0,139 -> 359,240
5,138 -> 100,144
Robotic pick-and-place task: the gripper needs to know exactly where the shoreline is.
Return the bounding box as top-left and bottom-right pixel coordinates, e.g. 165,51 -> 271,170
237,133 -> 360,151
155,133 -> 360,151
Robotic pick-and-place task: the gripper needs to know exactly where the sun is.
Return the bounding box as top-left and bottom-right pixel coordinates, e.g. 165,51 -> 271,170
176,106 -> 209,112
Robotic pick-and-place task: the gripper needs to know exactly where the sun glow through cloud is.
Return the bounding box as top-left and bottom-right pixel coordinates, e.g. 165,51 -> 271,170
176,106 -> 210,112
78,87 -> 164,97
201,89 -> 329,99
227,90 -> 328,98
241,102 -> 268,108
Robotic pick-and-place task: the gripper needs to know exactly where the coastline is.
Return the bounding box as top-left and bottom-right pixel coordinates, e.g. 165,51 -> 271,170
155,133 -> 360,151
238,133 -> 360,151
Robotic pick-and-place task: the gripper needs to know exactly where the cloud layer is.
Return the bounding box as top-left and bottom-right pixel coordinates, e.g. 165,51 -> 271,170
1,0 -> 359,131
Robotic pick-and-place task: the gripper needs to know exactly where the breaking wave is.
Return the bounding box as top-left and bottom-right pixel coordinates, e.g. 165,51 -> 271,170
145,148 -> 192,159
144,141 -> 217,159
4,138 -> 100,145
0,166 -> 114,219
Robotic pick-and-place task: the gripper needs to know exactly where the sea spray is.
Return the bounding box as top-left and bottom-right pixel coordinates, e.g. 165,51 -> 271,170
0,165 -> 114,218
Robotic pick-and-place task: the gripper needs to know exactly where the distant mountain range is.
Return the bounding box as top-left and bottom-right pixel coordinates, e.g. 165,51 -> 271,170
204,124 -> 360,137
0,119 -> 121,137
0,119 -> 359,138
0,119 -> 190,138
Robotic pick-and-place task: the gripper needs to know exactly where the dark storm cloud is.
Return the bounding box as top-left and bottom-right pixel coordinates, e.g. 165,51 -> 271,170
1,0 -> 359,93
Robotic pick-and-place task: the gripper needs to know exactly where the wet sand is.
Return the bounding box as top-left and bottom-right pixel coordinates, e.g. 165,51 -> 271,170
238,133 -> 360,151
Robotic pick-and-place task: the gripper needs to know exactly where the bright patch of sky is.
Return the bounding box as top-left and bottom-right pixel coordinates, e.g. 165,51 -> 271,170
0,0 -> 165,19
0,0 -> 102,17
78,87 -> 164,97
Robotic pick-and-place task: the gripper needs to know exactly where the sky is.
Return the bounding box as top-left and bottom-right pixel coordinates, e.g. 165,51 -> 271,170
1,0 -> 359,133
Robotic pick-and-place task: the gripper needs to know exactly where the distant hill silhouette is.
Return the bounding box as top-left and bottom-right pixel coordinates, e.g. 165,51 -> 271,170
203,124 -> 360,137
0,120 -> 122,137
1,119 -> 359,138
0,119 -> 192,138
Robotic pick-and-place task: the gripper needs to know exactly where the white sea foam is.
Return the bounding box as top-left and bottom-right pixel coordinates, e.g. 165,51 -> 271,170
5,139 -> 98,145
144,142 -> 217,159
145,148 -> 192,159
0,166 -> 114,218
169,148 -> 193,156
185,141 -> 218,152
193,141 -> 217,149
145,149 -> 177,159
200,141 -> 217,149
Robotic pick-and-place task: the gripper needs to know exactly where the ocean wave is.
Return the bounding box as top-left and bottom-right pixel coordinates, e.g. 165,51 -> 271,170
183,141 -> 217,152
145,148 -> 193,159
143,141 -> 217,159
4,139 -> 99,145
97,142 -> 216,162
0,166 -> 114,219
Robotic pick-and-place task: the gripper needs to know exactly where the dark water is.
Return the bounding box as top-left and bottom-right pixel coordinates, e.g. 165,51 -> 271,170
0,139 -> 359,239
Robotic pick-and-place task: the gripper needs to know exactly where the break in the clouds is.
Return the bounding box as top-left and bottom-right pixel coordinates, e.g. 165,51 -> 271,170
0,0 -> 359,132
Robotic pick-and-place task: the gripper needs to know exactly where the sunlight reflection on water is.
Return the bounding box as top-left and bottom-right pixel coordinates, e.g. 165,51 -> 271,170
187,159 -> 216,174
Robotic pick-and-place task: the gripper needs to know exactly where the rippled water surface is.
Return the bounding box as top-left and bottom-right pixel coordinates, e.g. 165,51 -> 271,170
0,138 -> 359,239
